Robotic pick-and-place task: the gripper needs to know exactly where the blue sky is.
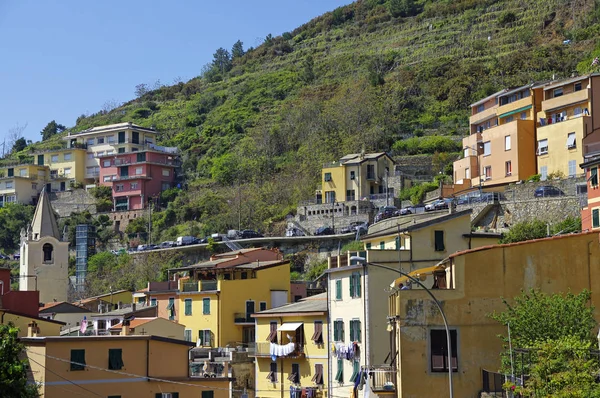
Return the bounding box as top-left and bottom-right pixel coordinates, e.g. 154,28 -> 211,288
0,0 -> 352,146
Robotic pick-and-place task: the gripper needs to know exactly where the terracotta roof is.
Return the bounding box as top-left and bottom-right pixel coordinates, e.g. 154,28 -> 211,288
40,301 -> 65,310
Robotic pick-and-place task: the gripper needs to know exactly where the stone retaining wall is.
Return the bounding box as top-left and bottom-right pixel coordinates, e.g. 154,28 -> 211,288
50,189 -> 97,218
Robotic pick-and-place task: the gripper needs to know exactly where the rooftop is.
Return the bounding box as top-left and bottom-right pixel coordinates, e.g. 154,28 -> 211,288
74,289 -> 131,305
109,317 -> 180,330
90,304 -> 156,318
21,334 -> 194,346
338,152 -> 392,165
543,73 -> 599,91
66,122 -> 157,137
252,292 -> 327,316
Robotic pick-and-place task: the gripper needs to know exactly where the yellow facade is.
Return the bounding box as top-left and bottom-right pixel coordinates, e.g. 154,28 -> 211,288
24,335 -> 232,398
321,153 -> 395,203
0,163 -> 48,205
76,289 -> 134,312
388,231 -> 600,397
0,311 -> 63,337
253,298 -> 328,398
34,148 -> 88,187
178,262 -> 291,347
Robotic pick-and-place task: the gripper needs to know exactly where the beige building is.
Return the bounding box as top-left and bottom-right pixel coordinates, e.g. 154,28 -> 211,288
19,188 -> 69,303
109,317 -> 185,339
0,163 -> 48,206
454,84 -> 542,192
536,74 -> 600,179
33,148 -> 88,189
63,122 -> 159,181
38,302 -> 94,331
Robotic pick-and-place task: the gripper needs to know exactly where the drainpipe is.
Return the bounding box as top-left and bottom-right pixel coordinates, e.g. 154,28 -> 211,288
217,292 -> 221,347
326,270 -> 332,398
363,263 -> 370,367
146,339 -> 150,381
279,316 -> 284,398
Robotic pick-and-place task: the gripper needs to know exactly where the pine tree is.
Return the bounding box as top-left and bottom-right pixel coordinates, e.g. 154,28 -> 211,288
231,40 -> 245,59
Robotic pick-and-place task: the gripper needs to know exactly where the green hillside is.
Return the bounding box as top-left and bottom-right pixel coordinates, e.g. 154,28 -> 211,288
20,0 -> 600,238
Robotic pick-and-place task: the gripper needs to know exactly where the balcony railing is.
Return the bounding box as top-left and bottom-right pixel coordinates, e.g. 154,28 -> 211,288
190,361 -> 229,378
366,173 -> 376,181
200,280 -> 218,291
542,88 -> 589,112
182,282 -> 198,292
370,366 -> 396,392
234,313 -> 254,324
251,342 -> 304,357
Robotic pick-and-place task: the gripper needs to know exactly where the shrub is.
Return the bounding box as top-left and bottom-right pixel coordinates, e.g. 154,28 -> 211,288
497,11 -> 517,26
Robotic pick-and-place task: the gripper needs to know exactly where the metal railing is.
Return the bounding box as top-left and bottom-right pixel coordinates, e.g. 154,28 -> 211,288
233,313 -> 254,323
370,366 -> 396,392
200,280 -> 218,291
182,282 -> 198,292
481,369 -> 505,394
190,362 -> 228,378
251,342 -> 304,357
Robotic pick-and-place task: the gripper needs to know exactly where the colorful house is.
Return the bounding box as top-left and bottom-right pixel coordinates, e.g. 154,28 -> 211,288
98,147 -> 178,211
109,317 -> 185,339
38,301 -> 93,331
23,335 -> 233,398
252,293 -> 328,398
133,280 -> 180,323
32,148 -> 88,190
0,162 -> 48,205
74,289 -> 133,312
170,248 -> 290,348
387,231 -> 600,397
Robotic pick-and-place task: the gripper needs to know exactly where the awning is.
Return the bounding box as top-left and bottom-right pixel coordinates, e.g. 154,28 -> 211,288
498,105 -> 531,119
277,322 -> 303,332
391,265 -> 445,288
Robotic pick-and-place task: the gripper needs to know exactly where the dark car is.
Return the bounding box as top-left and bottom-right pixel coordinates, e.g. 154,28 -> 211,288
534,186 -> 565,197
240,230 -> 263,239
374,206 -> 398,223
0,253 -> 9,260
315,226 -> 334,236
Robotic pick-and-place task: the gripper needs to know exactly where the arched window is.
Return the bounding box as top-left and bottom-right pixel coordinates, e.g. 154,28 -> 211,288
42,243 -> 53,262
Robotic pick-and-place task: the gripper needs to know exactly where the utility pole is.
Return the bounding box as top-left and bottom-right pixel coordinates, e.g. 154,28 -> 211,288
385,167 -> 390,206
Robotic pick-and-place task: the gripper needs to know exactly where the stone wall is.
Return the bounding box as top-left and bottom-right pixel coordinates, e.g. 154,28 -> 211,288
50,189 -> 97,218
503,176 -> 586,202
395,154 -> 434,177
296,200 -> 374,234
230,352 -> 255,398
104,209 -> 147,233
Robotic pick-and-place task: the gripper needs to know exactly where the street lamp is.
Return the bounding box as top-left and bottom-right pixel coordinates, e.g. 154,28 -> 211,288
350,257 -> 454,398
464,145 -> 482,197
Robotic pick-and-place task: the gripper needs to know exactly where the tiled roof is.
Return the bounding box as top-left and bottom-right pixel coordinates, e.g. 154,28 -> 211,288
109,318 -> 155,330
253,292 -> 327,315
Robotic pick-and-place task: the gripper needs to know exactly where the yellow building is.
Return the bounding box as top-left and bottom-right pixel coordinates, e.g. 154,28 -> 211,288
0,310 -> 64,337
536,73 -> 600,179
23,334 -> 233,398
252,293 -> 328,398
172,250 -> 290,348
74,289 -> 133,312
387,231 -> 600,397
320,153 -> 395,203
454,84 -> 542,192
0,162 -> 48,205
33,148 -> 88,189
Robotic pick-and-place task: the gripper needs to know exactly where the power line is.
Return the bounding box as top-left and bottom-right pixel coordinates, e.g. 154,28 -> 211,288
27,356 -> 104,397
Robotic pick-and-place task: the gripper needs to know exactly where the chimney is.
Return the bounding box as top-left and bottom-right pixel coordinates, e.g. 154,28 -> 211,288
132,303 -> 136,312
121,320 -> 131,336
27,321 -> 39,337
118,301 -> 123,310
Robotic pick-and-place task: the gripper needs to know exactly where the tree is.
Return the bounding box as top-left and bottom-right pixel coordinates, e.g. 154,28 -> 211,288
0,323 -> 38,398
231,40 -> 245,59
300,55 -> 315,83
40,120 -> 66,141
7,122 -> 27,155
134,83 -> 149,98
0,204 -> 35,253
212,47 -> 232,75
489,289 -> 596,373
388,0 -> 417,18
11,137 -> 27,153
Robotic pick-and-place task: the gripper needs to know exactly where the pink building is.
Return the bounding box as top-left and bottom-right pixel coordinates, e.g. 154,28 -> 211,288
98,148 -> 178,211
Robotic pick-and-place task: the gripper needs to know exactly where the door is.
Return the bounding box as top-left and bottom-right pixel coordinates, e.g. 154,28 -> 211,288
242,326 -> 255,344
46,183 -> 51,192
60,181 -> 66,191
118,131 -> 125,144
245,301 -> 255,322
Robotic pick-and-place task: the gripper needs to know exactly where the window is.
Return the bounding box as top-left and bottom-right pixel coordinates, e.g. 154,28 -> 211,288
120,166 -> 128,177
97,137 -> 105,144
199,330 -> 212,346
51,154 -> 59,163
504,115 -> 514,123
103,160 -> 111,167
346,189 -> 356,201
108,135 -> 116,144
135,167 -> 143,175
567,132 -> 576,149
167,297 -> 175,320
43,243 -> 53,262
103,175 -> 112,182
476,104 -> 484,113
593,209 -> 600,228
484,166 -> 492,179
434,230 -> 445,252
349,273 -> 361,298
349,319 -> 362,342
333,320 -> 345,342
107,150 -> 114,155
541,166 -> 548,181
553,87 -> 563,98
202,298 -> 210,314
184,299 -> 192,315
130,182 -> 138,190
184,329 -> 192,342
569,160 -> 577,177
87,138 -> 95,146
537,139 -> 548,155
132,131 -> 140,144
108,349 -> 124,370
118,131 -> 125,144
520,112 -> 527,120
483,141 -> 491,156
87,152 -> 94,160
335,358 -> 344,383
335,280 -> 342,300
505,161 -> 512,176
592,167 -> 599,187
267,362 -> 277,382
505,135 -> 511,151
325,191 -> 336,203
136,152 -> 146,162
5,181 -> 13,189
379,241 -> 385,250
70,349 -> 86,370
575,107 -> 582,116
64,167 -> 71,175
366,242 -> 371,250
350,171 -> 355,180
349,360 -> 360,382
19,169 -> 27,177
156,393 -> 180,398
267,321 -> 278,343
366,164 -> 375,180
324,172 -> 332,182
430,329 -> 458,372
465,168 -> 470,179
289,363 -> 300,384
258,302 -> 267,311
162,169 -> 170,177
312,364 -> 324,385
312,321 -> 323,344
150,298 -> 157,307
64,153 -> 72,161
575,82 -> 582,91
115,184 -> 124,192
37,155 -> 44,165
162,182 -> 170,191
118,147 -> 125,154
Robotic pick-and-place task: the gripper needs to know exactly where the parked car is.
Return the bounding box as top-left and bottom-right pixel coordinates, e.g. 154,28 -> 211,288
534,186 -> 565,197
240,230 -> 263,239
159,241 -> 175,249
425,200 -> 442,211
137,244 -> 149,251
0,253 -> 9,260
340,221 -> 369,234
176,236 -> 196,246
199,237 -> 209,244
374,206 -> 398,223
147,244 -> 159,250
227,230 -> 241,239
285,228 -> 305,237
12,253 -> 20,260
434,198 -> 455,210
211,233 -> 223,242
315,226 -> 334,236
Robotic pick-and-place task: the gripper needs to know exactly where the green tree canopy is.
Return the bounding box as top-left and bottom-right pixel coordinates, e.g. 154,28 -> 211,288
11,137 -> 27,153
231,40 -> 245,59
0,204 -> 34,253
0,323 -> 38,398
212,47 -> 232,74
40,120 -> 66,141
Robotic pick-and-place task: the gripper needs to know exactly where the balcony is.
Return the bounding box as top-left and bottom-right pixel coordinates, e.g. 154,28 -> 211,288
200,280 -> 218,291
251,342 -> 304,358
370,366 -> 396,393
182,282 -> 198,292
366,173 -> 376,181
190,361 -> 230,378
497,97 -> 532,118
470,105 -> 497,125
234,313 -> 254,324
542,88 -> 589,112
49,174 -> 70,180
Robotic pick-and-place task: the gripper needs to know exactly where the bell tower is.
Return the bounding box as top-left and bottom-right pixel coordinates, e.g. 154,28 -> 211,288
19,188 -> 69,303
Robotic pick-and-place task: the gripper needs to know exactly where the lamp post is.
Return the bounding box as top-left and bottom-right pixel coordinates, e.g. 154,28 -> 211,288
350,257 -> 454,398
464,145 -> 482,197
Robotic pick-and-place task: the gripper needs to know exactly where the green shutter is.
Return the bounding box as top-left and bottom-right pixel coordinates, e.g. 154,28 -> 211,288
185,299 -> 192,315
380,241 -> 385,250
70,349 -> 86,370
336,280 -> 342,300
341,321 -> 345,342
349,275 -> 355,298
593,168 -> 598,186
594,209 -> 600,228
357,320 -> 362,343
108,349 -> 123,370
366,243 -> 371,250
356,274 -> 361,298
434,231 -> 445,251
335,359 -> 343,382
349,321 -> 354,341
202,391 -> 214,398
395,236 -> 400,250
203,298 -> 210,314
349,360 -> 360,382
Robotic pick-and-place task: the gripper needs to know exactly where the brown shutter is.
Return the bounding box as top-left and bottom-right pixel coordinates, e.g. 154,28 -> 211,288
311,364 -> 323,384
